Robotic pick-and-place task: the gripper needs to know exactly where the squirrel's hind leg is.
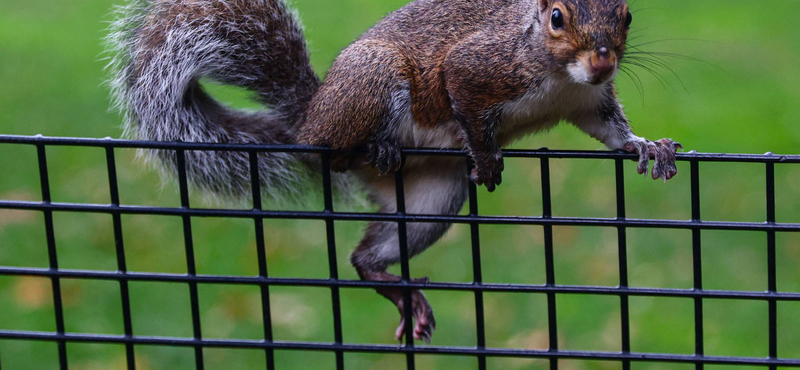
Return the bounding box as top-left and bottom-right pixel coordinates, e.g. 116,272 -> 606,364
350,157 -> 468,342
297,39 -> 413,172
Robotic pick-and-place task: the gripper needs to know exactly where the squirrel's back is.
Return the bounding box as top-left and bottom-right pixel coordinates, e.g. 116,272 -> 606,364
361,0 -> 527,61
295,0 -> 534,150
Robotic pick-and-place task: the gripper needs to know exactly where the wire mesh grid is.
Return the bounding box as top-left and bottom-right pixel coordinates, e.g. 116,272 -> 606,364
0,134 -> 799,370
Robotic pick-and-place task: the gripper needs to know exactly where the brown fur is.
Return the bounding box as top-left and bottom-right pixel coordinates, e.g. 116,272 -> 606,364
297,0 -> 524,149
543,0 -> 629,68
297,40 -> 414,149
295,0 -> 631,174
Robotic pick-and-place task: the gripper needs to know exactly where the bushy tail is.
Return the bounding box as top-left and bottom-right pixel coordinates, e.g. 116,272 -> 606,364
107,0 -> 321,201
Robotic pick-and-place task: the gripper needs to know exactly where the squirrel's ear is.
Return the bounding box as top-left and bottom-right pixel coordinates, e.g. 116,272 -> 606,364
539,0 -> 551,13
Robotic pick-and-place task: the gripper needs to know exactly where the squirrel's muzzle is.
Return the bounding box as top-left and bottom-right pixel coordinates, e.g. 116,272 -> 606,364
588,46 -> 617,84
567,47 -> 618,85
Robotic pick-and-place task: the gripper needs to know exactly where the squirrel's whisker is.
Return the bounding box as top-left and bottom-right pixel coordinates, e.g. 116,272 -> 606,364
627,49 -> 723,71
628,55 -> 689,93
622,59 -> 675,92
628,22 -> 668,35
628,37 -> 717,48
630,7 -> 664,15
618,65 -> 646,102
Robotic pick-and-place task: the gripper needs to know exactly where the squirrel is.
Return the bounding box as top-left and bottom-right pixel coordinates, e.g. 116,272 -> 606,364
108,0 -> 682,342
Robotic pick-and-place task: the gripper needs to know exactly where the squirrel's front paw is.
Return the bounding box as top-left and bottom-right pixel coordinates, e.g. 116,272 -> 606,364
470,151 -> 504,192
623,138 -> 683,181
368,140 -> 402,174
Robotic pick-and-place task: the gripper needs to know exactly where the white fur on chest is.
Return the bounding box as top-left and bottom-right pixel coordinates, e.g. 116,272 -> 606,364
500,76 -> 606,143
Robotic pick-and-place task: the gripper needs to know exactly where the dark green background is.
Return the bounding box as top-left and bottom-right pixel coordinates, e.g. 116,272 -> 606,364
1,0 -> 799,369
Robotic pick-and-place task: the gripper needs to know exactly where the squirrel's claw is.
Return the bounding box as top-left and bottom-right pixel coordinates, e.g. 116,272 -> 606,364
368,140 -> 403,175
393,277 -> 436,344
470,151 -> 504,192
394,311 -> 435,344
624,138 -> 682,181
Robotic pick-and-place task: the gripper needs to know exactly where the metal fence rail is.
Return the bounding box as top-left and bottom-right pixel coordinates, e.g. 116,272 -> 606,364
0,134 -> 798,370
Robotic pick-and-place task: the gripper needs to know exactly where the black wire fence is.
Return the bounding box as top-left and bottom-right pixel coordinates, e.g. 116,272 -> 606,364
0,134 -> 798,370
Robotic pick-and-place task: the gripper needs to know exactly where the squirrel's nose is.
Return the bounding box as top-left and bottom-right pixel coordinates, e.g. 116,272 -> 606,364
590,47 -> 616,79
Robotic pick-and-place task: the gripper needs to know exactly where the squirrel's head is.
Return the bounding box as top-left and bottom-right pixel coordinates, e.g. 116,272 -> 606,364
538,0 -> 631,85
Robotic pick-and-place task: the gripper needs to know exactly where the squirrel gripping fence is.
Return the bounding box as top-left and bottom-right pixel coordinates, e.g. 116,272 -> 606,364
0,134 -> 799,370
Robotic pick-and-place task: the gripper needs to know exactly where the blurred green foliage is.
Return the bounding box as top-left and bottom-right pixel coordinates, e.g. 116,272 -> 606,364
1,0 -> 799,369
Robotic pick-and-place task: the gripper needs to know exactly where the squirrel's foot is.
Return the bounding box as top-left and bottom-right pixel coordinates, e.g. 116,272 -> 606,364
368,140 -> 403,175
392,277 -> 436,343
623,138 -> 683,181
470,151 -> 504,192
360,269 -> 437,343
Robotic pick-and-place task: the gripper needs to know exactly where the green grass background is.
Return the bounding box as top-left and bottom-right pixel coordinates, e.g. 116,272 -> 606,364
1,0 -> 800,369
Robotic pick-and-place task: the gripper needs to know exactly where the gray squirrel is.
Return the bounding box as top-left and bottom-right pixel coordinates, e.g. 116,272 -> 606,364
108,0 -> 681,342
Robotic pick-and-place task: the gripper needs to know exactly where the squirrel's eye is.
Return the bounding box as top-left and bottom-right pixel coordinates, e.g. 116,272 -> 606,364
625,11 -> 633,28
551,9 -> 564,29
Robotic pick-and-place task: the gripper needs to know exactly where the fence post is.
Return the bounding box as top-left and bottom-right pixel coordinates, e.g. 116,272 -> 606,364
105,145 -> 136,370
36,143 -> 69,370
615,158 -> 631,370
248,150 -> 276,370
766,158 -> 777,370
175,149 -> 205,370
467,159 -> 487,370
321,153 -> 346,370
690,158 -> 704,370
540,155 -> 558,370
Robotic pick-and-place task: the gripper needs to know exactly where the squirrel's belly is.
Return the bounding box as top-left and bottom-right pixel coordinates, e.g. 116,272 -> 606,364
395,111 -> 462,149
392,115 -> 462,169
